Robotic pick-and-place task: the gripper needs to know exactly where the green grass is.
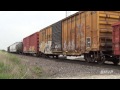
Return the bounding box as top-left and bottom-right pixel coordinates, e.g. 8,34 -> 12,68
0,50 -> 43,79
32,66 -> 42,76
0,62 -> 13,79
0,73 -> 12,79
0,62 -> 11,73
8,54 -> 20,64
0,51 -> 27,79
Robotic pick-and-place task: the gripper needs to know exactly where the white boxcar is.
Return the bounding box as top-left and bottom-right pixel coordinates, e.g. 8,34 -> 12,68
9,42 -> 23,53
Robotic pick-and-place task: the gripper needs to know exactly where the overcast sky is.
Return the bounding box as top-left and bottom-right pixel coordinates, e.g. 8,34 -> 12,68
0,11 -> 78,50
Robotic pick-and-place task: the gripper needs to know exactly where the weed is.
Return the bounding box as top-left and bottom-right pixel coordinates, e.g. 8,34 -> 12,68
32,66 -> 42,76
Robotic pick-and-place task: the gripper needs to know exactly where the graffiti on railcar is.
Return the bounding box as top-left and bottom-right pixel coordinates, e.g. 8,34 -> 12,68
39,42 -> 45,53
45,41 -> 52,54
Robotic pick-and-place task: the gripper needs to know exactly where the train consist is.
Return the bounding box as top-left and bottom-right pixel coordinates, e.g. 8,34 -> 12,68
7,11 -> 120,65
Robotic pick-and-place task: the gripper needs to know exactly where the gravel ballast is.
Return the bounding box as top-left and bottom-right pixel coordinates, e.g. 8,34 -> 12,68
17,55 -> 120,79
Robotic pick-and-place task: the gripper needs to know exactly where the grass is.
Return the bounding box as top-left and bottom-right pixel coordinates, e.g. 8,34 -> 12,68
0,51 -> 28,79
0,73 -> 12,79
0,62 -> 10,73
8,54 -> 20,64
0,50 -> 43,79
32,66 -> 42,76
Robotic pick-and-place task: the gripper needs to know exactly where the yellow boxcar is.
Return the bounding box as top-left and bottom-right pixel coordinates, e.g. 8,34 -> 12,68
62,11 -> 120,63
39,21 -> 62,57
39,26 -> 52,55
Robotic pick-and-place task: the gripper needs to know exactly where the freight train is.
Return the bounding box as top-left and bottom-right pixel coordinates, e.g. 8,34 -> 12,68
7,11 -> 120,65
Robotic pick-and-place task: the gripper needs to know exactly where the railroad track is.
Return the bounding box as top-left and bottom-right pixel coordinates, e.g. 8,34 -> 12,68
14,53 -> 120,71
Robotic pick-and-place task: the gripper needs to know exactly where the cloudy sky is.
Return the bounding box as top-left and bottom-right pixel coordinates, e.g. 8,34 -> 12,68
0,11 -> 78,50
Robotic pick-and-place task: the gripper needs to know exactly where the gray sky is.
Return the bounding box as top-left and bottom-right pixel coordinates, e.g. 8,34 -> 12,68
0,11 -> 78,50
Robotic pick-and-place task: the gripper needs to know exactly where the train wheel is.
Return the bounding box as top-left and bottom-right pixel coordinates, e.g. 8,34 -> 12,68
85,54 -> 91,63
90,54 -> 95,63
46,55 -> 49,58
36,53 -> 40,57
113,59 -> 119,66
84,54 -> 87,61
97,55 -> 105,64
56,55 -> 59,59
52,56 -> 55,58
84,53 -> 95,63
42,54 -> 46,58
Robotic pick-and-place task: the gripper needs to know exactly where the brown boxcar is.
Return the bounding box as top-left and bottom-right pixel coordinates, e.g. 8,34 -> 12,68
23,32 -> 39,55
39,26 -> 52,55
62,11 -> 120,63
23,37 -> 29,53
39,21 -> 62,56
112,22 -> 120,55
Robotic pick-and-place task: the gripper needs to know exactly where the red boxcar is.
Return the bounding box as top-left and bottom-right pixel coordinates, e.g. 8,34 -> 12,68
112,22 -> 120,55
23,32 -> 39,55
23,37 -> 29,53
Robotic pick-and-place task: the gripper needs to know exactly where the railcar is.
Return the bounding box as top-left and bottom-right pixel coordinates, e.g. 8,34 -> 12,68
61,11 -> 120,64
8,42 -> 23,54
23,32 -> 39,56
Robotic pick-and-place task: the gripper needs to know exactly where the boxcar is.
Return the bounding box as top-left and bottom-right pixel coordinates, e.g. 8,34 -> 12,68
23,32 -> 39,56
39,26 -> 52,55
39,21 -> 62,58
62,11 -> 120,64
9,42 -> 23,53
112,22 -> 120,60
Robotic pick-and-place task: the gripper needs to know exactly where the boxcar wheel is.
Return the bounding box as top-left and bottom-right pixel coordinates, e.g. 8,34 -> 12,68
90,54 -> 95,63
97,55 -> 105,64
56,55 -> 59,59
113,59 -> 119,66
43,54 -> 49,58
85,54 -> 91,63
84,53 -> 95,63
